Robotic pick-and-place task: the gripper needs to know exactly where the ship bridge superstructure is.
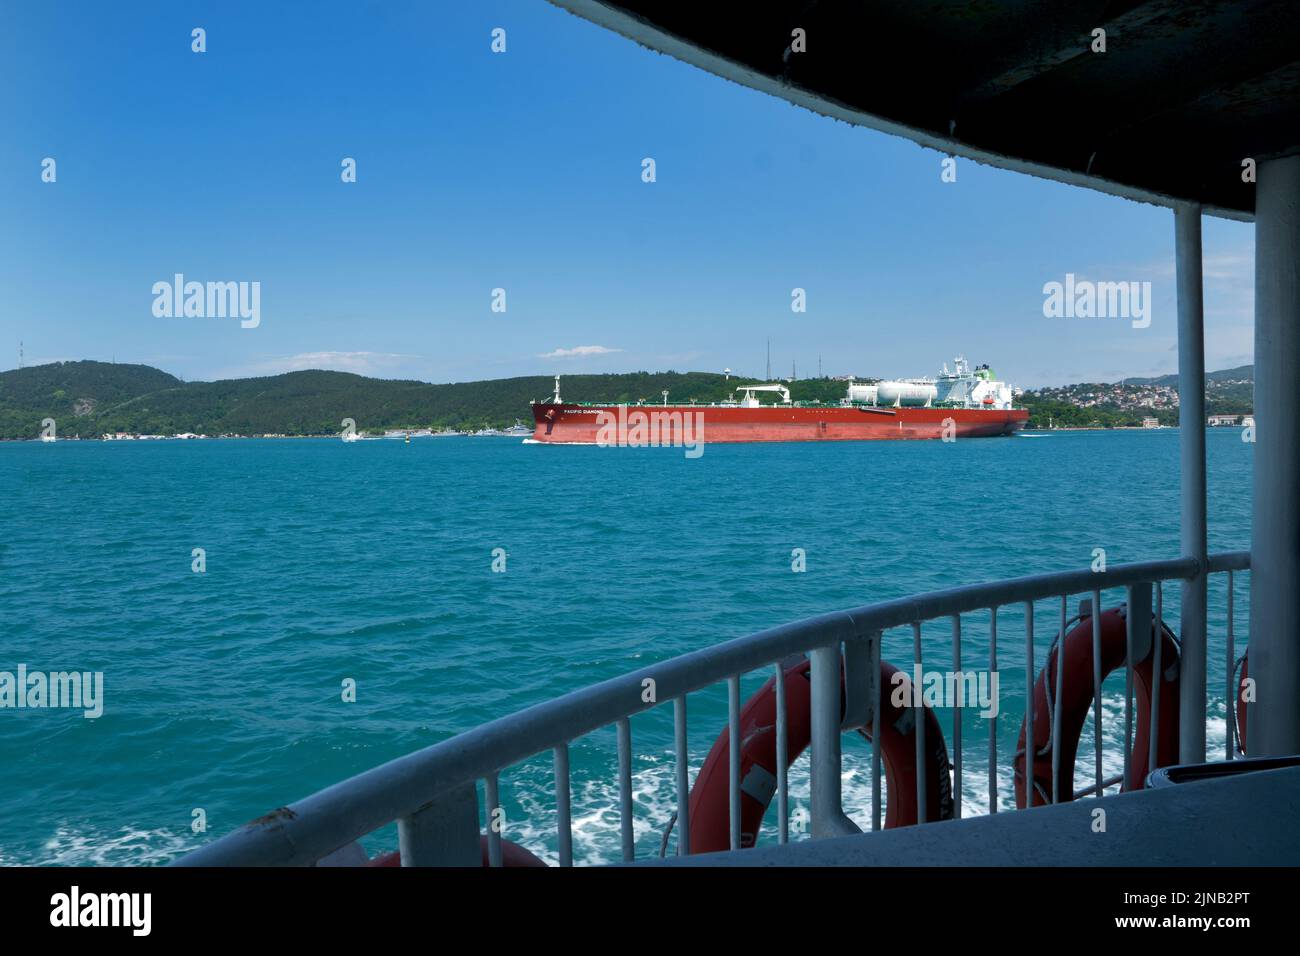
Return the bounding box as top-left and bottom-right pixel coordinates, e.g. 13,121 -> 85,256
933,356 -> 1017,410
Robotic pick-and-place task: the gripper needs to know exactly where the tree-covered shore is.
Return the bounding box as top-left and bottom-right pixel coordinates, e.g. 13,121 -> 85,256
0,360 -> 1254,440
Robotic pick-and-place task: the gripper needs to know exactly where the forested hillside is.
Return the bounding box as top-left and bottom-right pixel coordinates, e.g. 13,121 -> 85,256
0,362 -> 850,439
0,360 -> 1255,438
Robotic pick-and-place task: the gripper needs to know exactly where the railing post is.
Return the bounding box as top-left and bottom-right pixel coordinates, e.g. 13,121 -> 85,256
809,643 -> 861,838
913,622 -> 928,821
484,773 -> 503,867
1051,597 -> 1065,803
1125,584 -> 1153,789
727,675 -> 742,851
674,696 -> 690,854
397,783 -> 481,866
1023,604 -> 1035,807
616,719 -> 635,861
1175,201 -> 1208,764
1249,154 -> 1300,756
1151,582 -> 1166,771
870,632 -> 883,830
775,661 -> 790,843
554,744 -> 573,867
987,608 -> 998,814
1091,590 -> 1104,796
1225,573 -> 1235,761
951,615 -> 962,818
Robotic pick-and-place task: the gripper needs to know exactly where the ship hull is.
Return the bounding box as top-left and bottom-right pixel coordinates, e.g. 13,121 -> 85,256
531,403 -> 1029,443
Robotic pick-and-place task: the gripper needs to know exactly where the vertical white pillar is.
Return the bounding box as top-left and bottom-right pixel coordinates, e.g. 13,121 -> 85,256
808,644 -> 860,837
1249,155 -> 1300,756
1175,202 -> 1208,764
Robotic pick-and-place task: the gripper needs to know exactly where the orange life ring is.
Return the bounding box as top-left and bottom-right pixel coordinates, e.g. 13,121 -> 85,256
367,835 -> 547,867
1014,606 -> 1179,806
687,657 -> 953,853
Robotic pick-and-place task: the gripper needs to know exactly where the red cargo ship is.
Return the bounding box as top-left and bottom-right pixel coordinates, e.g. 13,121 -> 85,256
530,357 -> 1029,445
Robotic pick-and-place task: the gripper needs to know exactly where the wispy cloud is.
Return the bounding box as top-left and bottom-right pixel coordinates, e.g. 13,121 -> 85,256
1133,250 -> 1253,287
537,345 -> 623,359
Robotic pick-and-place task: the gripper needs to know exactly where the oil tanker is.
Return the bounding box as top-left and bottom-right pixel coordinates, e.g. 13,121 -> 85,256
530,357 -> 1029,445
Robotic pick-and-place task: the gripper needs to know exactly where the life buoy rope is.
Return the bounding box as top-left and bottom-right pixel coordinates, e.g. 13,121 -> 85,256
1014,605 -> 1180,807
1234,651 -> 1249,755
682,656 -> 952,854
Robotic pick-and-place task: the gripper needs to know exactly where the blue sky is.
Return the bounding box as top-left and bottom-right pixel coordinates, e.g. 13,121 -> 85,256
1,1 -> 1255,388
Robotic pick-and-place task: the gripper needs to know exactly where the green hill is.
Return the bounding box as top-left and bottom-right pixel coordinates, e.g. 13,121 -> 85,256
0,361 -> 183,439
0,362 -> 851,440
1121,364 -> 1254,386
0,361 -> 179,414
1,360 -> 1259,439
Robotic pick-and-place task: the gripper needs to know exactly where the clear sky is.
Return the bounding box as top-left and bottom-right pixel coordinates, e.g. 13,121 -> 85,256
1,1 -> 1255,389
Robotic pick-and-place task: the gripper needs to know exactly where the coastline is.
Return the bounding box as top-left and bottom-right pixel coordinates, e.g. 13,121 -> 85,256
3,424 -> 1238,441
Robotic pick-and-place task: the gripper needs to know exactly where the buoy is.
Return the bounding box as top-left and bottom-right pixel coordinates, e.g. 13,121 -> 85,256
686,657 -> 952,853
1014,606 -> 1180,806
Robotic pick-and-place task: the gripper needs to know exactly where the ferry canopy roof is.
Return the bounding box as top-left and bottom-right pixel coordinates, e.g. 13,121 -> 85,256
553,0 -> 1300,220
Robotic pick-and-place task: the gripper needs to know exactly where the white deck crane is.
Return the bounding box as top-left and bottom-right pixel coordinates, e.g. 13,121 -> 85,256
735,384 -> 792,407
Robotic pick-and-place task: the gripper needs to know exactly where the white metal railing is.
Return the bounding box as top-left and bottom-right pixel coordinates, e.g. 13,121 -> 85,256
174,551 -> 1250,866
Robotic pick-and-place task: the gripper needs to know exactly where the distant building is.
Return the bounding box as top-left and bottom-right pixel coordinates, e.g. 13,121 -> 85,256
1208,415 -> 1239,426
1142,417 -> 1161,429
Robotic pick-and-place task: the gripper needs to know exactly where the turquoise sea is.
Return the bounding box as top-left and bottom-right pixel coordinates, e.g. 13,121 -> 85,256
0,429 -> 1253,864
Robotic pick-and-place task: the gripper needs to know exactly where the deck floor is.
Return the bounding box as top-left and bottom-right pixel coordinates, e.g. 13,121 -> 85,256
642,766 -> 1300,866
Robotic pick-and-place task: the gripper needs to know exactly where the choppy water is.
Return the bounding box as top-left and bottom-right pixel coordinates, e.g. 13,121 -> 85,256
0,429 -> 1252,864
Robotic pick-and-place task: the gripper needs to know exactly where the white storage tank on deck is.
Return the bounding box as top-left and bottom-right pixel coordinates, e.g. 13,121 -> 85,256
874,380 -> 938,407
846,383 -> 879,404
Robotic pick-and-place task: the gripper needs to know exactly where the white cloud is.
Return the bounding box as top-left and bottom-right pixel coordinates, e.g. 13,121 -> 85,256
538,345 -> 624,359
1202,252 -> 1253,282
1135,251 -> 1253,290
